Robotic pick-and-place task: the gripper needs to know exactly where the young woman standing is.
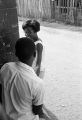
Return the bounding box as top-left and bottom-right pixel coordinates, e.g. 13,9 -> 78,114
22,19 -> 45,79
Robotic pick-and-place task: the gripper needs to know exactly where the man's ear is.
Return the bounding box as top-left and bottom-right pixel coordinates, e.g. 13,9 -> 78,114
33,51 -> 36,57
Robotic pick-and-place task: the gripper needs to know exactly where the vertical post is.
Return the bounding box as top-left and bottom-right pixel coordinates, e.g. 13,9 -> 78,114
50,0 -> 55,19
58,0 -> 62,19
0,0 -> 19,67
73,0 -> 78,25
0,0 -> 19,102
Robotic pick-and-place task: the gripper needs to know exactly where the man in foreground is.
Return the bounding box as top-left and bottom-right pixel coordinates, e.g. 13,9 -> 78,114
0,37 -> 48,120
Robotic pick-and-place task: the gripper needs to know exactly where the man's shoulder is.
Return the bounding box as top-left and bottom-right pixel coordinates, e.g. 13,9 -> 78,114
33,75 -> 44,89
1,62 -> 16,72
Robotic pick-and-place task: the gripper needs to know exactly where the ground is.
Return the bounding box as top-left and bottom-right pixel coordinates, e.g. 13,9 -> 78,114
18,20 -> 82,120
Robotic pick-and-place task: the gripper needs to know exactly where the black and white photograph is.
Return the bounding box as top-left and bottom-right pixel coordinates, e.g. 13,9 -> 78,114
0,0 -> 82,120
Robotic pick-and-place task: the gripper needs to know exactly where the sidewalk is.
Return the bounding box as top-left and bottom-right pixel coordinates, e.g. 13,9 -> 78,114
19,19 -> 82,120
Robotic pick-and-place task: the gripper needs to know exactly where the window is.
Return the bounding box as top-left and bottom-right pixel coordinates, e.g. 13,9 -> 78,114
55,0 -> 59,6
61,0 -> 67,7
60,0 -> 67,13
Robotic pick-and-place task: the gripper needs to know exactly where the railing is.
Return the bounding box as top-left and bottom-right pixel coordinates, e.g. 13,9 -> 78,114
53,6 -> 82,26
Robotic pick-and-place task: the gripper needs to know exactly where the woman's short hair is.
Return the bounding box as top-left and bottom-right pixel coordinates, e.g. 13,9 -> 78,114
15,37 -> 35,61
22,19 -> 40,33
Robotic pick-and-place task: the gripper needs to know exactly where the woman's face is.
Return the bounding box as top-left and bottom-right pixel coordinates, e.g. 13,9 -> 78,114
24,27 -> 37,40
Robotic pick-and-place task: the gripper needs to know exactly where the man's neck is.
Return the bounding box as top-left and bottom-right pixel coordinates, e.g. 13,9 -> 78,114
21,60 -> 33,67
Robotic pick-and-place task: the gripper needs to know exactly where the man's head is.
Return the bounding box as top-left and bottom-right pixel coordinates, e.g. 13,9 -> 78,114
22,20 -> 40,40
15,37 -> 36,64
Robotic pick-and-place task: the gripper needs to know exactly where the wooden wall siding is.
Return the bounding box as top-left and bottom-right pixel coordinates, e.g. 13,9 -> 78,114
16,0 -> 51,19
16,0 -> 82,26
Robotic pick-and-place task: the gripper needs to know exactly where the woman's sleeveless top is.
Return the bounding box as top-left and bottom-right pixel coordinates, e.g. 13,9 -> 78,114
32,39 -> 45,72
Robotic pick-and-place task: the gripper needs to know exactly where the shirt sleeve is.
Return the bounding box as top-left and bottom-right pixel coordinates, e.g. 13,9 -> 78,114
32,81 -> 45,106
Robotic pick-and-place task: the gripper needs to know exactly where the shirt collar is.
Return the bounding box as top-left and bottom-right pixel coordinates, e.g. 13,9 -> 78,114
16,61 -> 35,74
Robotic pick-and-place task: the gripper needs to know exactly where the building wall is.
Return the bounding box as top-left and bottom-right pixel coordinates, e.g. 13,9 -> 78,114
16,0 -> 51,19
16,0 -> 82,26
53,0 -> 82,25
0,0 -> 19,68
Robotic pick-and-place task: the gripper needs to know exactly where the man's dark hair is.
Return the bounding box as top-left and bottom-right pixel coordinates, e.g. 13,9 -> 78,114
22,19 -> 40,33
15,37 -> 35,62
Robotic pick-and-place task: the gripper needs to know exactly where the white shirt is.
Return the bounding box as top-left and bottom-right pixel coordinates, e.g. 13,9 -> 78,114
32,39 -> 45,72
0,62 -> 44,120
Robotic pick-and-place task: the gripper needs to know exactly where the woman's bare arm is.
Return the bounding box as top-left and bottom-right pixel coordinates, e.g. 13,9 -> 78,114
36,43 -> 43,76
